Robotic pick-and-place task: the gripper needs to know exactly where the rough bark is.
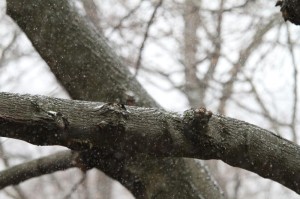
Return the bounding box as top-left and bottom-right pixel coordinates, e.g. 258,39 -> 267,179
5,0 -> 223,198
6,0 -> 156,107
0,92 -> 300,194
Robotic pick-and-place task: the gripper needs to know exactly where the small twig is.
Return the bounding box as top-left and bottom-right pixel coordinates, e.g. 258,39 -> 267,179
62,172 -> 86,199
108,1 -> 144,36
286,24 -> 298,143
134,0 -> 163,76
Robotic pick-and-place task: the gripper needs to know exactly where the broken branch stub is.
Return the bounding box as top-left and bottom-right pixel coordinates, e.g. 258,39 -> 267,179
183,107 -> 212,145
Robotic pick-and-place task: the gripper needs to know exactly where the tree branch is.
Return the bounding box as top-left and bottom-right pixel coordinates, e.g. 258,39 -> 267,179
5,0 -> 224,198
134,0 -> 163,76
0,92 -> 299,194
0,150 -> 76,189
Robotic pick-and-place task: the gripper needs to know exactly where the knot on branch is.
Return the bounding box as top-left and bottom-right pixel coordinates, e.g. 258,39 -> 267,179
96,103 -> 129,119
46,111 -> 69,130
183,107 -> 212,144
94,103 -> 129,149
276,0 -> 300,25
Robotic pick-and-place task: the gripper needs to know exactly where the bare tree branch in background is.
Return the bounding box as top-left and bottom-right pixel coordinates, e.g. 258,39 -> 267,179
0,143 -> 27,199
286,24 -> 298,143
218,16 -> 279,114
81,0 -> 103,33
135,0 -> 163,76
108,1 -> 144,36
182,0 -> 202,107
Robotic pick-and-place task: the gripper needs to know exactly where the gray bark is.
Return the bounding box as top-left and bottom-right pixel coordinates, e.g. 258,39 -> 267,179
0,92 -> 299,194
5,0 -> 223,198
0,151 -> 76,189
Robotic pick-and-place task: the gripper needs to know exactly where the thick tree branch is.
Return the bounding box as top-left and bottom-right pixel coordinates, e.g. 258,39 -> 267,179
6,0 -> 157,107
0,92 -> 192,154
5,1 -> 223,198
0,92 -> 299,194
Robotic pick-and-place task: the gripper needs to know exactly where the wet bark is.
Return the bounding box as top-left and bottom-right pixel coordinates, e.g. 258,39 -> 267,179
0,92 -> 299,194
5,0 -> 223,198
